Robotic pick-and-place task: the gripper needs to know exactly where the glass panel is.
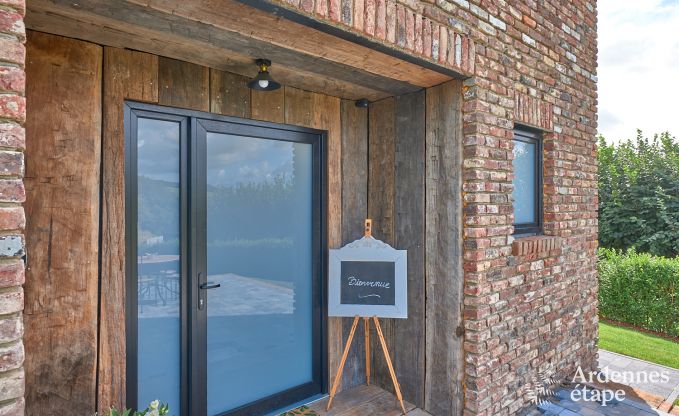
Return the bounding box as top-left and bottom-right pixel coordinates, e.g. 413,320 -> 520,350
206,133 -> 313,415
512,139 -> 537,225
137,118 -> 181,412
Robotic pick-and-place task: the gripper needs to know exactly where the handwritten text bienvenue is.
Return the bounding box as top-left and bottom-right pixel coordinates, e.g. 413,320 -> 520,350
347,276 -> 391,289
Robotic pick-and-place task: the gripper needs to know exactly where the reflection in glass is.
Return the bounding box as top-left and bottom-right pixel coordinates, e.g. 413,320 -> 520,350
136,118 -> 181,412
512,139 -> 537,225
206,133 -> 313,415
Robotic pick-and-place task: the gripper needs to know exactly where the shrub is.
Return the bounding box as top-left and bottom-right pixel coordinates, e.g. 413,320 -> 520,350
97,400 -> 170,416
598,248 -> 679,337
598,132 -> 679,257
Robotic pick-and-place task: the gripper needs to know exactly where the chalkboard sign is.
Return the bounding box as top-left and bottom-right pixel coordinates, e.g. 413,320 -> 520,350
329,236 -> 407,318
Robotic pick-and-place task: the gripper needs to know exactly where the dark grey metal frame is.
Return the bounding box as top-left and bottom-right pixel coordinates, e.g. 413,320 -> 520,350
512,127 -> 543,236
124,101 -> 328,416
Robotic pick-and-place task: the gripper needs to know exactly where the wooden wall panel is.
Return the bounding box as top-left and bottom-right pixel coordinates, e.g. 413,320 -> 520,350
393,91 -> 426,407
24,31 -> 102,415
338,100 -> 368,389
209,68 -> 251,118
424,80 -> 464,415
366,93 -> 427,408
251,88 -> 284,123
367,97 -> 396,391
158,57 -> 209,111
99,47 -> 159,412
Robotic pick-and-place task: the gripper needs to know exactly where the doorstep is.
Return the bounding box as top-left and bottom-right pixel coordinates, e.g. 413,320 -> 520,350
282,385 -> 431,416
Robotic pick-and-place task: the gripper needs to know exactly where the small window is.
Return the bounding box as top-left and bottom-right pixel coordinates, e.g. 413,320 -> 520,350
512,128 -> 543,235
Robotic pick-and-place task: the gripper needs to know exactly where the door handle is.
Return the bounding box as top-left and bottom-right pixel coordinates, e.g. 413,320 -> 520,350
199,282 -> 221,290
197,273 -> 219,310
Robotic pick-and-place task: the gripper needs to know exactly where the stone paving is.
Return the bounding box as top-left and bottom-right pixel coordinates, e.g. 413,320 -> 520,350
523,350 -> 679,416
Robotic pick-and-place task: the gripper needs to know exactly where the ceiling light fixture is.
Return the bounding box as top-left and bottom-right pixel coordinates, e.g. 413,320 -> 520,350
247,59 -> 281,91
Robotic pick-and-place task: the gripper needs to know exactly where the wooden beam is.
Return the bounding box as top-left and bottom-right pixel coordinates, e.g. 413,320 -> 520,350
24,0 -> 435,100
24,30 -> 102,415
339,99 -> 369,389
393,90 -> 426,407
424,80 -> 464,415
132,0 -> 450,87
367,97 -> 396,392
99,47 -> 159,412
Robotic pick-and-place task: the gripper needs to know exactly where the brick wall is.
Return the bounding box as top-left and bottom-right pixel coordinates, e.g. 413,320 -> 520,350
0,0 -> 25,414
266,0 -> 599,414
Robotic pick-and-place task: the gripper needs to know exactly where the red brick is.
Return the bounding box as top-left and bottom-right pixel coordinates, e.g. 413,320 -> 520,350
0,342 -> 23,372
364,0 -> 375,35
0,207 -> 24,230
405,10 -> 414,50
0,180 -> 24,203
329,0 -> 340,21
0,39 -> 23,66
0,0 -> 25,15
0,66 -> 23,94
0,289 -> 22,315
0,95 -> 24,123
0,397 -> 23,416
0,9 -> 23,38
300,0 -> 314,13
438,25 -> 447,63
0,261 -> 23,288
0,151 -> 22,176
315,0 -> 328,17
0,123 -> 24,149
0,369 -> 23,401
414,14 -> 423,54
375,0 -> 386,39
522,14 -> 537,28
0,313 -> 22,343
385,0 -> 396,43
423,18 -> 431,57
353,0 -> 365,30
396,4 -> 406,47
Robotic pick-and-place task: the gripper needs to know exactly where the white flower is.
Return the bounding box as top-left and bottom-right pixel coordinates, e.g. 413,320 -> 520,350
149,400 -> 160,410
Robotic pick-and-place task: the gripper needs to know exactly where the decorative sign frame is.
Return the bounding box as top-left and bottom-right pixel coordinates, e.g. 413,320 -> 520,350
328,235 -> 408,318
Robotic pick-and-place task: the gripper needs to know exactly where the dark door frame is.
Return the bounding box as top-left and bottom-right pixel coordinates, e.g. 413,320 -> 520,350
124,100 -> 328,416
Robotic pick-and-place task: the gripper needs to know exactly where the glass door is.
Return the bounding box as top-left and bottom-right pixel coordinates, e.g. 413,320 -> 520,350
126,102 -> 326,416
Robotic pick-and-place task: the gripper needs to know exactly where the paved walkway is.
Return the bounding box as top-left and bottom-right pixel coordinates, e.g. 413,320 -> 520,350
524,349 -> 679,415
599,350 -> 679,405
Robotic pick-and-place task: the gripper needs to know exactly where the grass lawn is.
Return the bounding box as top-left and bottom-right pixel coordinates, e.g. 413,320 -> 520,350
599,322 -> 679,370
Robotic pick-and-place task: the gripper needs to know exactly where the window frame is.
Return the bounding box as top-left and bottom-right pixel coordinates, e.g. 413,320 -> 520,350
512,127 -> 543,236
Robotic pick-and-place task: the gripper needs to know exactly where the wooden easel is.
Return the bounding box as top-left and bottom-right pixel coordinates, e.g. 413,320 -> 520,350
326,220 -> 407,415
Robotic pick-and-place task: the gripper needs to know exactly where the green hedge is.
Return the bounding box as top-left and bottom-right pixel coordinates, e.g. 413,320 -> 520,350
598,248 -> 679,337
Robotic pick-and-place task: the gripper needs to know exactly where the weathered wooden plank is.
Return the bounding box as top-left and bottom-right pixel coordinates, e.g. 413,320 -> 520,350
340,100 -> 369,243
24,30 -> 102,416
209,68 -> 251,118
132,0 -> 451,88
158,57 -> 209,111
99,46 -> 158,412
339,99 -> 369,389
250,88 -> 285,123
367,97 -> 396,391
424,80 -> 464,415
392,91 -> 426,407
308,92 -> 345,393
284,86 -> 314,128
25,0 -> 408,101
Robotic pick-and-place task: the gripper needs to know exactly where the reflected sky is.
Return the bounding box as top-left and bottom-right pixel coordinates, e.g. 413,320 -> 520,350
206,133 -> 295,187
